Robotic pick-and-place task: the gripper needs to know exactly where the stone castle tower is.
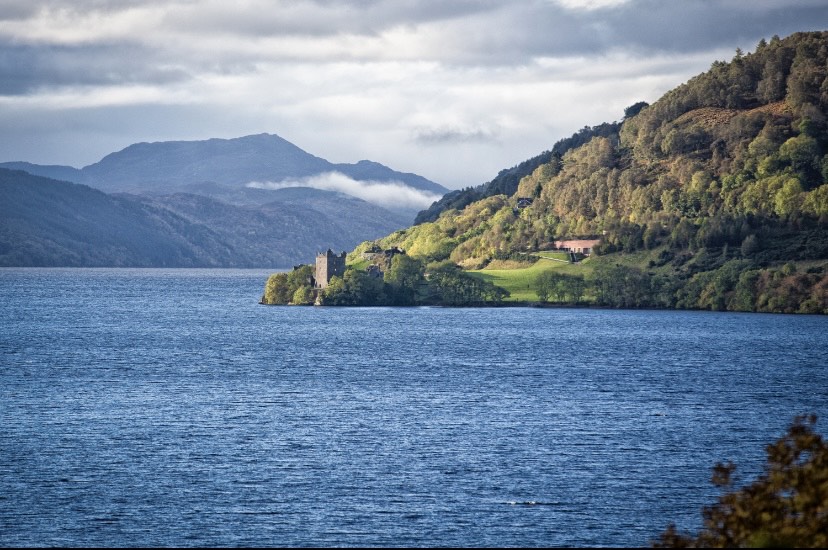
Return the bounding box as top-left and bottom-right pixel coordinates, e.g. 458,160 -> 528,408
315,249 -> 347,289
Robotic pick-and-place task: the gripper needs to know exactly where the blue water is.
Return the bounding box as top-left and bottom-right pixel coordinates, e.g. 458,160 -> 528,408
1,268 -> 826,547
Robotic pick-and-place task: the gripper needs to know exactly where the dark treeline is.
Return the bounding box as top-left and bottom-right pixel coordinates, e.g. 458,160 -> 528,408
535,258 -> 827,314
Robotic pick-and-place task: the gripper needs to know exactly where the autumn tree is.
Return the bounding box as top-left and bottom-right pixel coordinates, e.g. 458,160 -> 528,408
653,415 -> 828,548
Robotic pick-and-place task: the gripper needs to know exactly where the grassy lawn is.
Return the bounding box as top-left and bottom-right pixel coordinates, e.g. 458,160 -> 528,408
347,257 -> 371,270
534,250 -> 572,262
469,258 -> 592,302
467,249 -> 663,303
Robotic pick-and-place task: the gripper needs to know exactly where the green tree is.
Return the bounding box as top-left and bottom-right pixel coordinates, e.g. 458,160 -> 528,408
262,272 -> 291,304
535,271 -> 566,303
536,272 -> 587,304
320,269 -> 386,306
740,234 -> 761,258
565,275 -> 587,304
653,415 -> 828,548
779,135 -> 822,188
344,268 -> 386,305
593,264 -> 654,308
427,261 -> 508,305
624,101 -> 650,119
319,275 -> 347,305
730,269 -> 760,312
291,285 -> 315,305
262,265 -> 315,305
287,264 -> 314,290
384,254 -> 424,305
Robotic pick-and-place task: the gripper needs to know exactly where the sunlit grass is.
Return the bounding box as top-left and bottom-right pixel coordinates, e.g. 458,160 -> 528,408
469,257 -> 591,302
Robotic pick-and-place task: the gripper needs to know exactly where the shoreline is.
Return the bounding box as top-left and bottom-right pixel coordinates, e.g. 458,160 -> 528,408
258,300 -> 825,315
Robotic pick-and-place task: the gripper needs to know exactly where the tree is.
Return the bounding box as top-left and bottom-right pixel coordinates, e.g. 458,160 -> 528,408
318,275 -> 347,306
565,275 -> 587,304
535,271 -> 565,303
740,234 -> 760,258
426,261 -> 508,305
535,272 -> 587,304
384,254 -> 424,305
291,285 -> 315,305
624,101 -> 650,119
320,269 -> 386,306
593,264 -> 654,308
262,265 -> 315,305
779,134 -> 822,188
262,272 -> 291,304
653,415 -> 828,548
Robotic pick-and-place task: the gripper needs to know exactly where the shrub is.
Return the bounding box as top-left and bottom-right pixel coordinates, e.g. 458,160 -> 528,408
653,415 -> 828,548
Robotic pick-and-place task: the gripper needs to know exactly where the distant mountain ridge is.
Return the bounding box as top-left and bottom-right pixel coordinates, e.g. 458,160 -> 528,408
0,132 -> 443,267
0,168 -> 410,267
0,133 -> 447,203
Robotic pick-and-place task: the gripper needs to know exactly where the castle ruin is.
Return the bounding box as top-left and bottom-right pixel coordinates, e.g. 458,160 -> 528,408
315,249 -> 347,289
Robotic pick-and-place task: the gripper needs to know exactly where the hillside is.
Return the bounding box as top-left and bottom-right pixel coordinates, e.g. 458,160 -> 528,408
414,121 -> 622,224
0,169 -> 409,267
0,133 -> 448,217
297,31 -> 828,313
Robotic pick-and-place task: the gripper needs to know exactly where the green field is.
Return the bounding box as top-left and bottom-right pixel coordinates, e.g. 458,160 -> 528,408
469,256 -> 591,302
467,248 -> 670,302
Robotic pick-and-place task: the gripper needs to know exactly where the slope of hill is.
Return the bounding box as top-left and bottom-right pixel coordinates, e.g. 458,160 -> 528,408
413,121 -> 622,224
0,169 -> 409,267
0,134 -> 448,214
0,162 -> 83,183
316,31 -> 828,313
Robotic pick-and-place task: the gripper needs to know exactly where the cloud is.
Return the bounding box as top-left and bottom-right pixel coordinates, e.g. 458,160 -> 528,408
246,172 -> 443,210
413,124 -> 500,145
2,0 -> 828,189
551,0 -> 631,10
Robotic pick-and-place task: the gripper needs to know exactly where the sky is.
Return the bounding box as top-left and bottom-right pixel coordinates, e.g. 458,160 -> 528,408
1,0 -> 828,190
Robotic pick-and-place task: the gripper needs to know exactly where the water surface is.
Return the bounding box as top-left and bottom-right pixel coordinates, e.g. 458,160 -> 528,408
1,268 -> 826,547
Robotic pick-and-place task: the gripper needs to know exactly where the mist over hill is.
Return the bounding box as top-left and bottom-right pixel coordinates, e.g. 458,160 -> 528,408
1,133 -> 448,217
0,169 -> 409,267
0,132 -> 445,266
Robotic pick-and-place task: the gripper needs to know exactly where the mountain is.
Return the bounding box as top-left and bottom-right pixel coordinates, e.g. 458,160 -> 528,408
0,133 -> 448,214
0,161 -> 83,183
337,31 -> 828,313
0,168 -> 409,267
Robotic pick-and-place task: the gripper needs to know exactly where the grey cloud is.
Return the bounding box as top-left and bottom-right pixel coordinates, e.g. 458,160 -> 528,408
0,1 -> 40,20
4,0 -> 828,80
3,0 -> 828,189
162,0 -> 503,39
392,0 -> 828,66
0,41 -> 192,94
596,0 -> 828,53
413,125 -> 500,146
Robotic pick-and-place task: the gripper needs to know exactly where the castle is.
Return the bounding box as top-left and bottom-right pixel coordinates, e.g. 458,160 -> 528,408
315,249 -> 347,289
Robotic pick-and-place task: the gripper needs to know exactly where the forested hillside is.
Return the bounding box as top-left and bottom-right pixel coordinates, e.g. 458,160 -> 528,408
333,31 -> 828,313
0,169 -> 409,267
414,121 -> 623,224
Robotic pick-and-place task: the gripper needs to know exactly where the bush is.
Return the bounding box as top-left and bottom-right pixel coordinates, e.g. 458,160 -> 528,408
653,415 -> 828,548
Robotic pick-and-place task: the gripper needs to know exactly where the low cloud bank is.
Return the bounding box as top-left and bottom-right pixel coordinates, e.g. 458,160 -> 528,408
247,171 -> 443,210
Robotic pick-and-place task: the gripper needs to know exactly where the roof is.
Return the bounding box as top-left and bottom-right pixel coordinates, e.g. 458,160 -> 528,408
555,239 -> 600,248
